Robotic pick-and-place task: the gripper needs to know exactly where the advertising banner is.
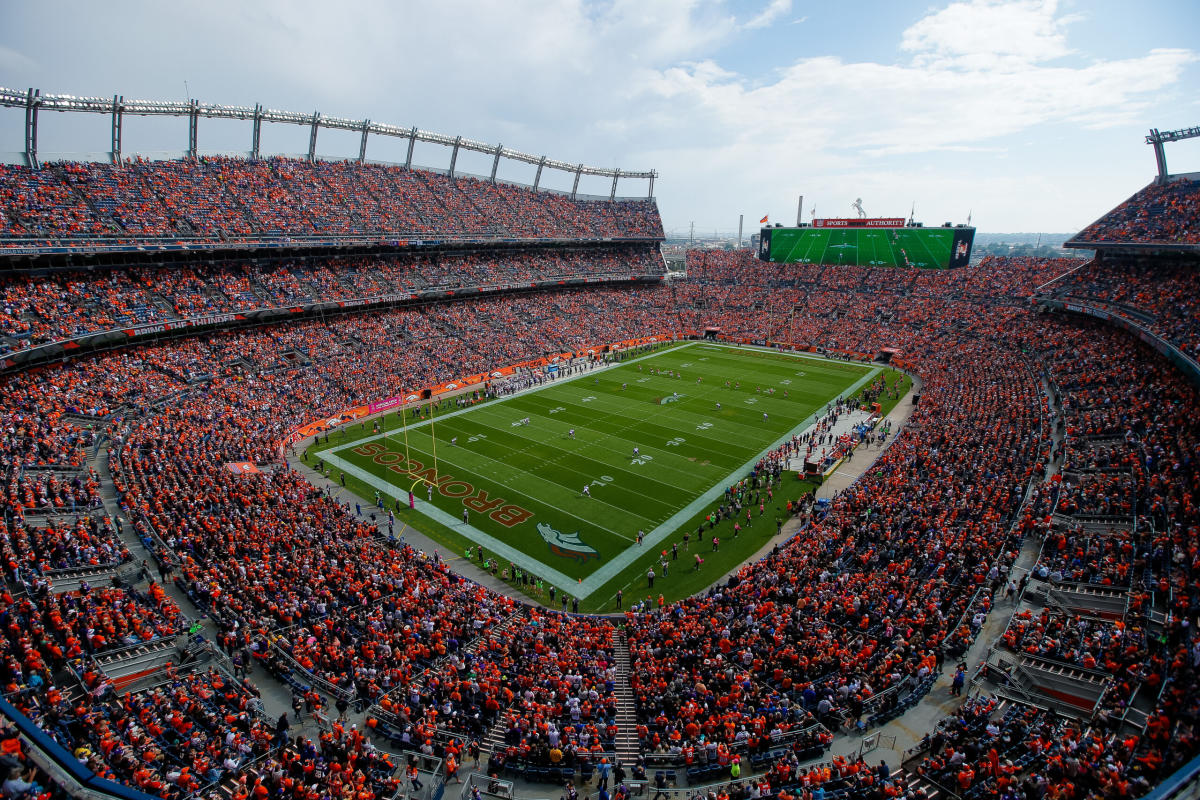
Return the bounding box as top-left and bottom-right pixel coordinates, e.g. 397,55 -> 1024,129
813,218 -> 906,228
368,397 -> 404,414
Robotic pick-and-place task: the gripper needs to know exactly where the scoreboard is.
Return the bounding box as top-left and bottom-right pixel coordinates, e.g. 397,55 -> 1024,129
758,222 -> 974,269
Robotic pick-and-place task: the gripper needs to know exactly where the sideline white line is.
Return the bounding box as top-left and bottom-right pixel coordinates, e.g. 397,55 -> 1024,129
326,456 -> 585,593
573,363 -> 880,598
316,343 -> 882,599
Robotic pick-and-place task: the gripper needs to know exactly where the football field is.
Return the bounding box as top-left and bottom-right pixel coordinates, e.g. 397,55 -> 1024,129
314,342 -> 887,610
768,227 -> 954,267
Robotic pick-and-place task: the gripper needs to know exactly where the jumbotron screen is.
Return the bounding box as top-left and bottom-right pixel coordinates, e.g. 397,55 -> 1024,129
758,221 -> 974,269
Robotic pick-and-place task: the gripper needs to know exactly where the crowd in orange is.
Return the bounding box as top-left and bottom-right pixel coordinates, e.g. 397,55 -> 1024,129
0,246 -> 1194,800
0,245 -> 662,353
0,157 -> 663,244
1076,180 -> 1200,245
1044,258 -> 1200,362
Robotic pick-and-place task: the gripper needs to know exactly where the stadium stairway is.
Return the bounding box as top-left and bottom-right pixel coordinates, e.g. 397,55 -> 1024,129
47,562 -> 123,594
610,628 -> 643,766
1030,580 -> 1129,621
478,624 -> 641,773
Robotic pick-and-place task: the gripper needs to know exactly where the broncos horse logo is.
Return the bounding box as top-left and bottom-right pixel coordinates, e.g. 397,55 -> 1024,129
537,523 -> 600,563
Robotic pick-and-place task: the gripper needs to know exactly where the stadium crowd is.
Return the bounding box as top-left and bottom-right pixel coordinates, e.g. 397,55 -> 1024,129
1073,178 -> 1200,245
0,173 -> 1196,800
0,157 -> 663,246
0,245 -> 663,353
1041,257 -> 1200,362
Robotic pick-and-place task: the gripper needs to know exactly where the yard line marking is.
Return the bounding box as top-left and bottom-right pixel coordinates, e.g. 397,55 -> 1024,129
316,343 -> 883,600
571,362 -> 881,598
396,417 -> 691,510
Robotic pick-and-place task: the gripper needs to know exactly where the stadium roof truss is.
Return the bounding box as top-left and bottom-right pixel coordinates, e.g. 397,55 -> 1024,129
0,87 -> 656,200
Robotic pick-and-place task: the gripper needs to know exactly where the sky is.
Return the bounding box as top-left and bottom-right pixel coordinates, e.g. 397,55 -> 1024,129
1,0 -> 1198,236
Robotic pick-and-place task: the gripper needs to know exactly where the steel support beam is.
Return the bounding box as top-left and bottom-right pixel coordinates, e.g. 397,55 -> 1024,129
358,119 -> 370,163
307,111 -> 320,163
1149,130 -> 1169,184
405,126 -> 417,169
23,88 -> 39,170
251,104 -> 263,160
648,171 -> 655,198
532,156 -> 547,192
187,100 -> 198,159
490,145 -> 503,183
570,164 -> 583,200
110,95 -> 123,165
448,135 -> 461,179
610,169 -> 621,202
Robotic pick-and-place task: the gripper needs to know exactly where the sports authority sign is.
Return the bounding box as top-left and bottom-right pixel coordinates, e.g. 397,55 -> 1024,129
813,218 -> 906,228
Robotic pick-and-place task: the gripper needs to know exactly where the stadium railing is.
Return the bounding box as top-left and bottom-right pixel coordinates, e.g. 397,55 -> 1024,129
0,232 -> 662,256
1141,753 -> 1200,800
0,696 -> 162,800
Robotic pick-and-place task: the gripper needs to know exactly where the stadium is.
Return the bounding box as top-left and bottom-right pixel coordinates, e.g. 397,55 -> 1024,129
0,56 -> 1198,800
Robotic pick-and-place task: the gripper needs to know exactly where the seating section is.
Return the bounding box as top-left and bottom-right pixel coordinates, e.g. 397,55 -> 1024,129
466,611 -> 618,764
0,239 -> 1196,800
1073,179 -> 1200,245
1040,258 -> 1200,362
0,245 -> 663,354
0,157 -> 664,246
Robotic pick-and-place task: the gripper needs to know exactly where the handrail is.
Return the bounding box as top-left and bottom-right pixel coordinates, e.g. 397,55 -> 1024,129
1142,750 -> 1200,800
269,637 -> 357,702
0,696 -> 161,800
1015,651 -> 1113,680
1033,257 -> 1093,295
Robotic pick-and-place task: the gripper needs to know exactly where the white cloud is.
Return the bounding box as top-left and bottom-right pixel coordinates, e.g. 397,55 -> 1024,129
901,0 -> 1081,70
620,0 -> 1195,230
743,0 -> 792,30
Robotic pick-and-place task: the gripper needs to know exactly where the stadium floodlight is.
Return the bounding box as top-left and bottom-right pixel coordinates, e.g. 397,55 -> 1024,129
1147,125 -> 1200,183
0,86 -> 657,192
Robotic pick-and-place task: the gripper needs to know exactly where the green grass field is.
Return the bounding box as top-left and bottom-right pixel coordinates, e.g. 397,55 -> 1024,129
312,342 -> 905,611
767,227 -> 954,268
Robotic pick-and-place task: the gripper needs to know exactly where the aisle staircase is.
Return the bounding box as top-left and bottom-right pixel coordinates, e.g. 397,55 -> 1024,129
479,625 -> 642,771
1033,581 -> 1128,621
610,627 -> 642,766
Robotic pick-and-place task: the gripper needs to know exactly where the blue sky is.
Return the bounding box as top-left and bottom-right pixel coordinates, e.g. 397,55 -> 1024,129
1,0 -> 1197,234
